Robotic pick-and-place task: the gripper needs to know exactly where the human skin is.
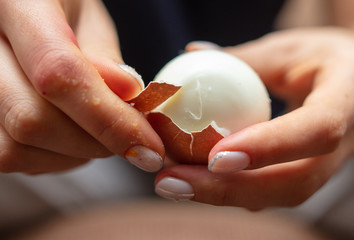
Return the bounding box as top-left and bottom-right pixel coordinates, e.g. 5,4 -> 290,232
154,0 -> 354,208
155,28 -> 354,209
1,0 -> 353,210
0,0 -> 164,174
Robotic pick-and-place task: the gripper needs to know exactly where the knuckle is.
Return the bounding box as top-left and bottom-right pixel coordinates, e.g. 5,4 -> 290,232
321,114 -> 346,153
31,48 -> 84,96
5,102 -> 44,145
95,118 -> 124,153
96,118 -> 121,142
96,111 -> 139,152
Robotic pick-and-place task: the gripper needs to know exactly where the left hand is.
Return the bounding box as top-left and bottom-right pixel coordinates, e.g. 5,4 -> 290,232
155,27 -> 354,209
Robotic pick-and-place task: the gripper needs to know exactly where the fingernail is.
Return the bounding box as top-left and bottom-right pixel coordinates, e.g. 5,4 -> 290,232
187,41 -> 221,50
155,177 -> 195,201
209,151 -> 250,173
118,63 -> 145,89
125,145 -> 163,172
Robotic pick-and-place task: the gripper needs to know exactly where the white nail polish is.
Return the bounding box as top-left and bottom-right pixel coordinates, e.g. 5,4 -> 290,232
209,151 -> 250,173
118,63 -> 145,89
125,145 -> 163,172
155,177 -> 195,201
188,41 -> 221,50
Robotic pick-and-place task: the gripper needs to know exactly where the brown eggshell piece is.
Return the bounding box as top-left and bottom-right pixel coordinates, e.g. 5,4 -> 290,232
129,81 -> 224,163
147,112 -> 224,164
128,82 -> 181,112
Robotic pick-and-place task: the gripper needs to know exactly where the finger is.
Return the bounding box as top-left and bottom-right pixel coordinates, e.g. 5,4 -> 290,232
185,40 -> 325,171
0,125 -> 89,174
155,139 -> 350,208
0,34 -> 110,158
185,39 -> 314,108
74,0 -> 144,101
0,0 -> 164,172
223,32 -> 320,103
208,58 -> 354,173
185,41 -> 222,52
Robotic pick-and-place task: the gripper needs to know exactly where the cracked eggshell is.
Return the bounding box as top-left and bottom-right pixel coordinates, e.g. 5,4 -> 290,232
152,50 -> 271,137
130,50 -> 271,164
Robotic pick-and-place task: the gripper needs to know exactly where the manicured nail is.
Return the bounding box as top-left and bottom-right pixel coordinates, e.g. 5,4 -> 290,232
118,63 -> 145,89
155,177 -> 195,201
125,145 -> 163,172
209,151 -> 250,173
188,41 -> 221,50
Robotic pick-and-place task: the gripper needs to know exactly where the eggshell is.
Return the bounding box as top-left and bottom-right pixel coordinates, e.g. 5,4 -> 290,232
128,82 -> 180,112
152,50 -> 271,136
129,50 -> 271,163
147,112 -> 223,164
129,81 -> 224,163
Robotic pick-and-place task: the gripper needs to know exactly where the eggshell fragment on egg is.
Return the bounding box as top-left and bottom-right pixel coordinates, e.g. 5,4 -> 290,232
127,82 -> 181,112
129,50 -> 271,163
152,50 -> 271,136
147,112 -> 223,164
128,81 -> 224,163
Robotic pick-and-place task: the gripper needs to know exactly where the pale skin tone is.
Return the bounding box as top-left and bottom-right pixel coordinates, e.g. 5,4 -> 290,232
159,28 -> 354,209
157,1 -> 354,208
0,0 -> 164,174
0,0 -> 353,209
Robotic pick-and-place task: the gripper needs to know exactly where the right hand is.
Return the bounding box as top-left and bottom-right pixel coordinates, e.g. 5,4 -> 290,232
0,0 -> 164,174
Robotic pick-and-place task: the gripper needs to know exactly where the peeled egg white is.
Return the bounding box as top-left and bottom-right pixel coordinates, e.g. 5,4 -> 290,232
152,50 -> 271,136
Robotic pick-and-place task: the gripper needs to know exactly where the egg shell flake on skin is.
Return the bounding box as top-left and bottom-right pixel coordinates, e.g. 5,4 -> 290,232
152,50 -> 271,136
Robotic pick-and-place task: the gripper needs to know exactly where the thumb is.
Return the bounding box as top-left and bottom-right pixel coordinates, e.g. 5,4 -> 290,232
75,0 -> 144,101
185,41 -> 222,52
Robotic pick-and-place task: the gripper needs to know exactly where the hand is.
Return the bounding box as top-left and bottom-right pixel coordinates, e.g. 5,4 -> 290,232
155,28 -> 354,209
0,0 -> 164,174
